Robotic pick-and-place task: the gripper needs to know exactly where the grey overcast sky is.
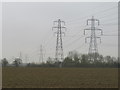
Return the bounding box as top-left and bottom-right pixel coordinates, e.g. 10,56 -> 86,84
2,2 -> 118,63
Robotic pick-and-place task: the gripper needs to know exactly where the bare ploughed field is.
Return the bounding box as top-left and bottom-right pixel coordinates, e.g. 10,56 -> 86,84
2,67 -> 118,88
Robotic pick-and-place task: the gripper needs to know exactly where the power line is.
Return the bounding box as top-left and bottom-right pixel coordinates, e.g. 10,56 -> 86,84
101,35 -> 119,36
63,29 -> 84,45
64,35 -> 85,49
67,6 -> 117,24
72,42 -> 86,51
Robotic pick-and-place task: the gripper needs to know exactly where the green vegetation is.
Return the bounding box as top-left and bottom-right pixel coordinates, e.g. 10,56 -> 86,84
1,51 -> 119,68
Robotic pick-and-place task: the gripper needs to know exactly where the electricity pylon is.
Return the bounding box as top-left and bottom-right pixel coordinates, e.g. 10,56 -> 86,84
52,19 -> 66,67
19,52 -> 22,60
39,45 -> 44,64
25,54 -> 29,64
84,16 -> 103,62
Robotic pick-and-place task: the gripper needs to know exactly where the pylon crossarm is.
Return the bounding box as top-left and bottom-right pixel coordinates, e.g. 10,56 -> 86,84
61,26 -> 66,28
85,37 -> 90,43
95,19 -> 100,25
53,21 -> 58,25
95,28 -> 103,35
62,27 -> 67,31
62,32 -> 65,36
87,19 -> 92,25
52,27 -> 58,30
96,37 -> 101,43
53,32 -> 58,36
61,21 -> 65,25
84,28 -> 91,35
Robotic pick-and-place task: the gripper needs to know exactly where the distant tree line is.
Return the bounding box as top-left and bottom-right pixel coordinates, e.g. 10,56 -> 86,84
1,51 -> 119,68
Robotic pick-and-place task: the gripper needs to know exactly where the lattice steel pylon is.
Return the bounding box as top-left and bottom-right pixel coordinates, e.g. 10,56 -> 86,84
52,19 -> 66,67
84,16 -> 103,62
39,45 -> 44,64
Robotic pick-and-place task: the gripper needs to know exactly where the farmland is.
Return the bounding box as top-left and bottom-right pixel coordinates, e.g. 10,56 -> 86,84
2,67 -> 118,88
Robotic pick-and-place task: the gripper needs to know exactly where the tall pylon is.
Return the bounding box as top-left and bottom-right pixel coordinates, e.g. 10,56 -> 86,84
84,16 -> 103,62
52,19 -> 66,67
19,52 -> 22,59
25,54 -> 28,64
39,45 -> 44,64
